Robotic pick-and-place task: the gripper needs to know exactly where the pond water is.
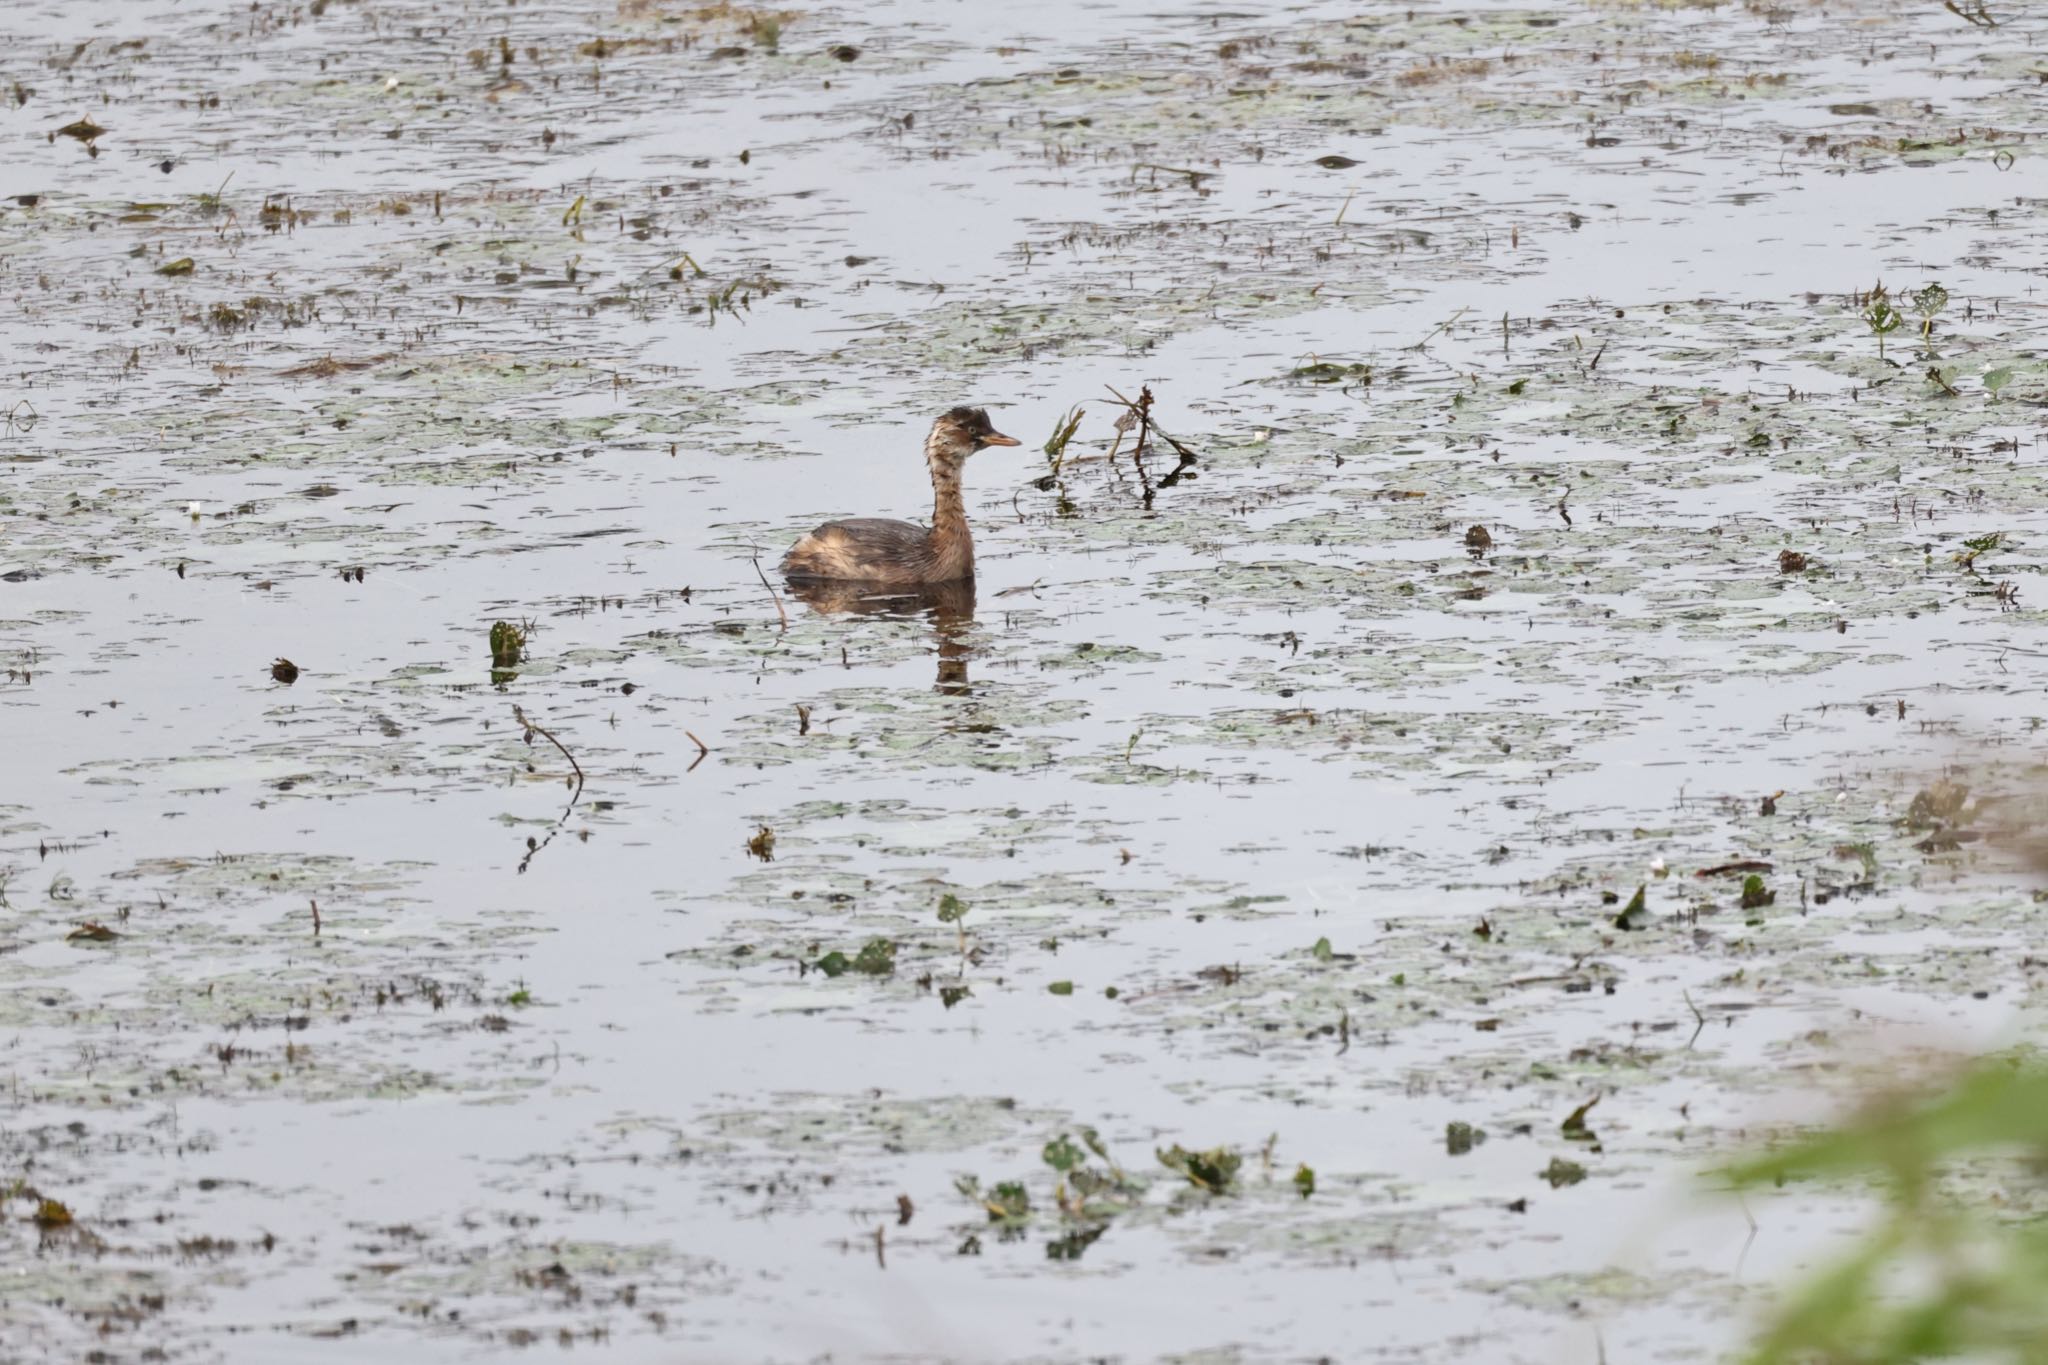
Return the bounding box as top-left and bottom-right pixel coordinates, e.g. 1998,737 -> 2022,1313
3,0 -> 2046,1359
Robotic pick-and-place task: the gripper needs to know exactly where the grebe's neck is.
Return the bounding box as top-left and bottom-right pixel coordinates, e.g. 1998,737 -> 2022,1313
927,447 -> 973,580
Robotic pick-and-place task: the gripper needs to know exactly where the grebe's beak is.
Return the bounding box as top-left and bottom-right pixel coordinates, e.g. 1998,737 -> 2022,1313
981,429 -> 1021,448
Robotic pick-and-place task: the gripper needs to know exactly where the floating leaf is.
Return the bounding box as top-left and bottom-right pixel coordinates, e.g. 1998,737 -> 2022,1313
1042,1134 -> 1084,1173
851,938 -> 896,975
1157,1143 -> 1241,1194
983,1180 -> 1030,1221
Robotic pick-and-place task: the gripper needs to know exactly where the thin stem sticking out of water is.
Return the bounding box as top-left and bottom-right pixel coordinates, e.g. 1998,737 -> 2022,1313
1100,384 -> 1199,505
1408,305 -> 1468,351
753,555 -> 789,632
510,704 -> 587,874
512,704 -> 585,800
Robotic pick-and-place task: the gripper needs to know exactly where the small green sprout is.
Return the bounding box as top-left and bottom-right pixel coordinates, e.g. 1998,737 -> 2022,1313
937,892 -> 970,955
1863,284 -> 1904,360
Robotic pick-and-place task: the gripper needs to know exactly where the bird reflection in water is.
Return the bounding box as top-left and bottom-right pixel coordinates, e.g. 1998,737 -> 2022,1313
782,577 -> 977,695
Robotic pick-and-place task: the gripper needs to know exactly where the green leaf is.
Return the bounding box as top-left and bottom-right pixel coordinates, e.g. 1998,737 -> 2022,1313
936,892 -> 969,924
1311,936 -> 1334,962
1041,406 -> 1086,459
1911,282 -> 1949,319
1157,1143 -> 1242,1194
1613,884 -> 1650,930
1541,1157 -> 1587,1188
984,1180 -> 1031,1221
1293,1163 -> 1316,1198
1047,980 -> 1074,996
1562,1096 -> 1600,1140
815,951 -> 849,978
1042,1134 -> 1085,1173
1983,366 -> 2014,395
851,938 -> 896,975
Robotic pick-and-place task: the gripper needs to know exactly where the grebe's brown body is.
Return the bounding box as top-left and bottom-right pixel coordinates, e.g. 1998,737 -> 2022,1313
782,407 -> 1018,585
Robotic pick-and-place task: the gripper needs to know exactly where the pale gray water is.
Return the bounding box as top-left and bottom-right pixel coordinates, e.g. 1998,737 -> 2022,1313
2,0 -> 2047,1359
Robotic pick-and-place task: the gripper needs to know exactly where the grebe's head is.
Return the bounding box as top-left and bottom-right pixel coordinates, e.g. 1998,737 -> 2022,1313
927,406 -> 1019,467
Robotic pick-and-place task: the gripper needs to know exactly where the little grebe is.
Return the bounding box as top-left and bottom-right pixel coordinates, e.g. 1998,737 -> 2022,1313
782,406 -> 1019,585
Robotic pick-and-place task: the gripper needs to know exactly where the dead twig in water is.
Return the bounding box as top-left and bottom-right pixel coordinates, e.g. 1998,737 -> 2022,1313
1130,162 -> 1210,188
1408,306 -> 1469,351
510,703 -> 587,874
512,704 -> 585,799
1100,384 -> 1200,505
752,555 -> 789,632
685,729 -> 711,774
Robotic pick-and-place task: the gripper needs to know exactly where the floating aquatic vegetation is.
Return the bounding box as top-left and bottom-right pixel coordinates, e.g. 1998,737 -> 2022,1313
4,0 -> 2048,1358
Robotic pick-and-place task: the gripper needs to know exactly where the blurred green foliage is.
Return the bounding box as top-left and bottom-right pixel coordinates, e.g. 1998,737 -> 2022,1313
1722,1056 -> 2048,1363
